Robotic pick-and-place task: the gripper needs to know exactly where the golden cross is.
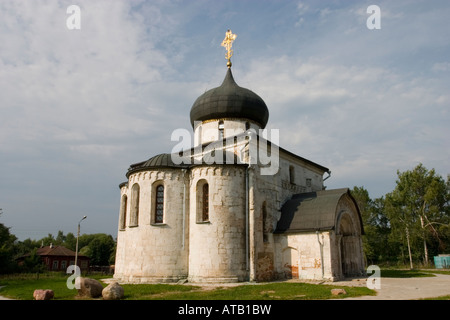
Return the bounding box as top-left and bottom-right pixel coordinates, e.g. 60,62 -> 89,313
221,29 -> 237,67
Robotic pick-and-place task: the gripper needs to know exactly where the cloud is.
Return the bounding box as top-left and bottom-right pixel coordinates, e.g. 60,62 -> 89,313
239,52 -> 449,197
1,0 -> 449,240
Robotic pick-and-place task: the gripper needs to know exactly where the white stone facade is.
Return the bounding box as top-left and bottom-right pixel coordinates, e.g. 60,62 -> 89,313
113,68 -> 365,283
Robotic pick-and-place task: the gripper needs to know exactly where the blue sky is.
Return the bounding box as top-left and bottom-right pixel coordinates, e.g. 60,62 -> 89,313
0,0 -> 449,241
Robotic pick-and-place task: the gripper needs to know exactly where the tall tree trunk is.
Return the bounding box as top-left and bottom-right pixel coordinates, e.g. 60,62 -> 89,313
406,226 -> 413,269
420,202 -> 429,266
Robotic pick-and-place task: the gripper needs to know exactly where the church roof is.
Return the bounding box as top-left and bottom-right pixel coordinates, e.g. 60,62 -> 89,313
274,188 -> 364,234
124,131 -> 330,179
126,153 -> 189,177
189,68 -> 269,128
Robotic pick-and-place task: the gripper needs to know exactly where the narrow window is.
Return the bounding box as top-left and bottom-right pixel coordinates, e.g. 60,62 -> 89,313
289,166 -> 295,184
130,183 -> 140,226
245,121 -> 250,131
218,121 -> 224,140
202,183 -> 209,221
155,185 -> 164,223
119,195 -> 127,230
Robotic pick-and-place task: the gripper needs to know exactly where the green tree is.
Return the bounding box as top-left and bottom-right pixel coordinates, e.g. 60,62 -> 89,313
351,187 -> 393,264
20,248 -> 45,273
77,233 -> 116,266
384,164 -> 449,267
40,233 -> 56,246
0,209 -> 19,273
55,230 -> 66,245
64,232 -> 76,251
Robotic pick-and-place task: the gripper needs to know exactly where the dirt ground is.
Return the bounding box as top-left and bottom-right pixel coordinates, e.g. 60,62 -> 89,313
328,272 -> 450,300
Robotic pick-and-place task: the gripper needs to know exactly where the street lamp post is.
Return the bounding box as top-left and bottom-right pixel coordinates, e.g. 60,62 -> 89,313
74,216 -> 87,269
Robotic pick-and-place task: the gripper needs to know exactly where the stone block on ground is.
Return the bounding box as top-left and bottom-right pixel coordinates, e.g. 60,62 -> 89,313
33,289 -> 54,300
331,288 -> 347,296
77,277 -> 104,298
102,282 -> 124,300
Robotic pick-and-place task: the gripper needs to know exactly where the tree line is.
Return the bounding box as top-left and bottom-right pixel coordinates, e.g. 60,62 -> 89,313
0,223 -> 116,274
352,163 -> 450,267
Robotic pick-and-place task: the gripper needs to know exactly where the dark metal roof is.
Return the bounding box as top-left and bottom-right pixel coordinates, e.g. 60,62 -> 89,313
274,188 -> 363,234
190,68 -> 269,128
126,153 -> 189,177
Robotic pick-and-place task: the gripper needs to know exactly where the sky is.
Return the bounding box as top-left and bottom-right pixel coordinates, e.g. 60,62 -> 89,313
0,0 -> 449,241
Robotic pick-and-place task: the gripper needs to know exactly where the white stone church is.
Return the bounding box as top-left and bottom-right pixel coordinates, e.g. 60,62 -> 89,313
113,32 -> 365,283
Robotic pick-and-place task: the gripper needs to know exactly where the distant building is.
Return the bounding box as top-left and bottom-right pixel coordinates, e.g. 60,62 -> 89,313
17,244 -> 90,272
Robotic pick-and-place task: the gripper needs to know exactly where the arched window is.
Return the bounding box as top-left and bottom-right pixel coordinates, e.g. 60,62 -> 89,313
155,185 -> 164,223
130,183 -> 140,227
202,183 -> 209,221
196,180 -> 209,222
245,121 -> 250,131
119,194 -> 127,230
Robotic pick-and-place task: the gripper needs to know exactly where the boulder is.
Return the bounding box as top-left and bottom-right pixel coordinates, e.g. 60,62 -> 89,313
102,282 -> 124,300
77,277 -> 104,298
331,288 -> 347,296
33,289 -> 54,300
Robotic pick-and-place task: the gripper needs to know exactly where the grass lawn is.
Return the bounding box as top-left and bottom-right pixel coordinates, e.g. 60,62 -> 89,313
121,282 -> 375,300
379,268 -> 450,278
0,272 -> 106,300
3,269 -> 449,300
0,272 -> 375,300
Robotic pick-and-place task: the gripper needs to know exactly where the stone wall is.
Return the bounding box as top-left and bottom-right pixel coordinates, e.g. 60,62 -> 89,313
113,138 -> 347,284
250,149 -> 326,281
194,118 -> 260,146
274,232 -> 335,281
114,169 -> 189,283
188,165 -> 248,282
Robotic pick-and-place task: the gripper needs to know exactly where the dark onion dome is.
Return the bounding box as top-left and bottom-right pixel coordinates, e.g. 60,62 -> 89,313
190,68 -> 269,128
126,153 -> 189,177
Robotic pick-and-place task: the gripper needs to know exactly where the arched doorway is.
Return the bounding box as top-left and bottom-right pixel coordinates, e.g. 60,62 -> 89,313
338,212 -> 360,277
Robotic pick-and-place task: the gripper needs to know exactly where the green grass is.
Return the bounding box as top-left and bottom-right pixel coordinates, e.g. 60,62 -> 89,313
422,295 -> 450,300
379,268 -> 450,278
0,273 -> 375,300
0,272 -> 105,300
379,269 -> 436,278
4,268 -> 448,300
121,282 -> 375,300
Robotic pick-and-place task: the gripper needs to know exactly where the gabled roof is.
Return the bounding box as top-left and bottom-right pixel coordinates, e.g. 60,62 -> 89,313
20,245 -> 88,258
37,245 -> 78,257
274,188 -> 364,234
